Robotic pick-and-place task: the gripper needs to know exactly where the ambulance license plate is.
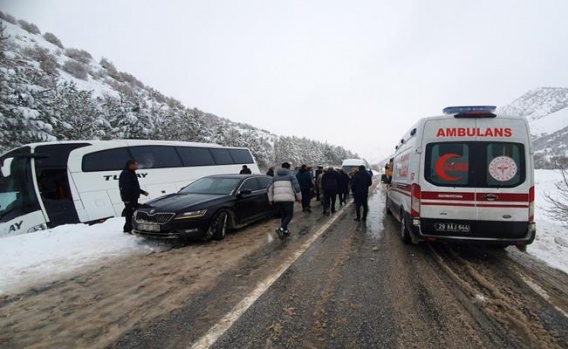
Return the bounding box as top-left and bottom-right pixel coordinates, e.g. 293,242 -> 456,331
434,222 -> 471,233
139,223 -> 160,232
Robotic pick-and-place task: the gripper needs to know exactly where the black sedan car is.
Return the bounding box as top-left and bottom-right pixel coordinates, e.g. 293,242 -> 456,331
132,174 -> 274,239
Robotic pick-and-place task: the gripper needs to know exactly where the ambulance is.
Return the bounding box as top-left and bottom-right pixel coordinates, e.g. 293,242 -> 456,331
386,106 -> 536,248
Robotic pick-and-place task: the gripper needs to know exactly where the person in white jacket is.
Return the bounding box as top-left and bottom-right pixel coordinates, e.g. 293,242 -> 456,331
268,162 -> 301,238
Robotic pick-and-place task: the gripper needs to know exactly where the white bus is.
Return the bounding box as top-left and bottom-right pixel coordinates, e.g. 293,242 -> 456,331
0,140 -> 260,237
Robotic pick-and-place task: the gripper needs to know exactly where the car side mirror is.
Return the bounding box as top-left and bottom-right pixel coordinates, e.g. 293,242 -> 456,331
238,189 -> 252,196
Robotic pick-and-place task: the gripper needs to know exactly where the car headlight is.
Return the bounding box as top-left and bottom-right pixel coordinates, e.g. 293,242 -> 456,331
174,209 -> 207,220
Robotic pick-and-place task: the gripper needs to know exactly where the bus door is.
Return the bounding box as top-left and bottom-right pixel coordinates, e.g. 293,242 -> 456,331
33,143 -> 90,227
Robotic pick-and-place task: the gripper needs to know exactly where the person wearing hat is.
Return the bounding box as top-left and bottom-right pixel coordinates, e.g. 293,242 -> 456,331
267,162 -> 301,238
119,159 -> 149,233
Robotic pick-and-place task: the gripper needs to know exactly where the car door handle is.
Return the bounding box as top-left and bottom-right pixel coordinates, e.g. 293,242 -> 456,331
483,194 -> 498,201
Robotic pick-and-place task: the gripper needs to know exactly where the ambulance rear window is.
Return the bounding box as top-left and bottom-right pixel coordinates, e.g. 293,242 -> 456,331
425,142 -> 525,188
425,143 -> 470,186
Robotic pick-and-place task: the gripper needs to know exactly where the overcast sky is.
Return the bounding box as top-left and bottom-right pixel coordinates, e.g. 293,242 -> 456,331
3,0 -> 568,162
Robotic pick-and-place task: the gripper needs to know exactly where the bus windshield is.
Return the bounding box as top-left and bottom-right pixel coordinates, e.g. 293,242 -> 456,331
0,157 -> 41,221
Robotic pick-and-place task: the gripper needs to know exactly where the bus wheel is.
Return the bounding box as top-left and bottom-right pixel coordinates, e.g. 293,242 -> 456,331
208,211 -> 228,240
400,211 -> 411,244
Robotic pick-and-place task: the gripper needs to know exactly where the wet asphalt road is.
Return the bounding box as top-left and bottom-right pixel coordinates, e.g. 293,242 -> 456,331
208,190 -> 504,349
108,187 -> 568,349
211,194 -> 400,348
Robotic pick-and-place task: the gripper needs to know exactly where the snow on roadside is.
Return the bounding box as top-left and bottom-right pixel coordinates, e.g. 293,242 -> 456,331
526,169 -> 568,274
0,218 -> 167,295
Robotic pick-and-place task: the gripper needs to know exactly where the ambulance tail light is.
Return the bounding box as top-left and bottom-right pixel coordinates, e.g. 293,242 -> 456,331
529,186 -> 535,222
411,183 -> 421,218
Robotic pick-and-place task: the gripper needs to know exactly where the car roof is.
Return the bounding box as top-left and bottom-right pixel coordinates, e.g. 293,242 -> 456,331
203,174 -> 267,179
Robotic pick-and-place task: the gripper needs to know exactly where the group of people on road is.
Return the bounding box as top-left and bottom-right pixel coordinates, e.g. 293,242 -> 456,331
266,162 -> 373,239
119,159 -> 372,238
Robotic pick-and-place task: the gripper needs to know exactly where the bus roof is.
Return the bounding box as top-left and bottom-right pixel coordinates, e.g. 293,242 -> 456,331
1,139 -> 251,157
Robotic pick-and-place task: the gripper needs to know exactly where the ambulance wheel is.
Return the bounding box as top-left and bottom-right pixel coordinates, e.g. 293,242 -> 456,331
385,196 -> 392,215
400,211 -> 411,244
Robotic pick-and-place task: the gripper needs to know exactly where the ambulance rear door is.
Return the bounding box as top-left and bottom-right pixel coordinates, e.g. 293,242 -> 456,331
420,116 -> 478,237
473,116 -> 531,239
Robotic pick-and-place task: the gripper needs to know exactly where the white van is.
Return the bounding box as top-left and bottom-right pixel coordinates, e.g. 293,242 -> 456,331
386,106 -> 536,248
341,158 -> 369,174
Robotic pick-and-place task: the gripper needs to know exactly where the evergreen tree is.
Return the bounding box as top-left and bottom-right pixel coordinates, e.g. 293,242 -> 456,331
51,82 -> 103,140
0,66 -> 55,151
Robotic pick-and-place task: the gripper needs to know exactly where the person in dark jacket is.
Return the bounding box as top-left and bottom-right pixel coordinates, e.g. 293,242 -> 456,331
321,167 -> 339,214
351,165 -> 372,221
266,166 -> 275,177
119,160 -> 148,233
295,164 -> 314,212
240,165 -> 252,174
337,169 -> 351,206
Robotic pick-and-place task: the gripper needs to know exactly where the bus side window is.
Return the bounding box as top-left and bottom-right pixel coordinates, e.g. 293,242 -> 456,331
130,146 -> 183,169
229,149 -> 254,164
209,148 -> 234,165
82,148 -> 130,172
177,147 -> 215,166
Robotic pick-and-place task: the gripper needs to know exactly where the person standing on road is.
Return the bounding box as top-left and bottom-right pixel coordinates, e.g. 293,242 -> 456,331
119,159 -> 149,233
268,162 -> 301,238
351,165 -> 372,221
338,168 -> 351,206
296,164 -> 314,213
321,167 -> 339,214
266,166 -> 275,177
240,165 -> 252,174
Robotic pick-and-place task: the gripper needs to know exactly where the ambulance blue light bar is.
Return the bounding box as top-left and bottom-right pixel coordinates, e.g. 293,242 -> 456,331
443,106 -> 497,118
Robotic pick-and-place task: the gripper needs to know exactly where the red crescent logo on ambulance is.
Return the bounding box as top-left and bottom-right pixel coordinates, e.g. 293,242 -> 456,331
435,153 -> 463,182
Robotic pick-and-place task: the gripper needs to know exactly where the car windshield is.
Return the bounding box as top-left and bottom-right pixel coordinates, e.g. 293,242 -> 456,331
179,177 -> 242,195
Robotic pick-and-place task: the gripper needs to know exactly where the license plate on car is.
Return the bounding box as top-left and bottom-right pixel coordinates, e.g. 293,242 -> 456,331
434,222 -> 471,233
138,223 -> 160,232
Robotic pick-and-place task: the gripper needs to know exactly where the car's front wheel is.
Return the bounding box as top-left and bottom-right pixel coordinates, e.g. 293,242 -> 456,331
208,210 -> 228,240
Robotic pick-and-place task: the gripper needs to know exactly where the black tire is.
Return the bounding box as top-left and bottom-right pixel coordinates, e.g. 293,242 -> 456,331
400,211 -> 411,244
385,195 -> 392,215
208,210 -> 228,240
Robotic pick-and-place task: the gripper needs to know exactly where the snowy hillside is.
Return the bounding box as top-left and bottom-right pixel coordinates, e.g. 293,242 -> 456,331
499,87 -> 568,164
0,13 -> 358,168
499,87 -> 568,122
529,107 -> 568,137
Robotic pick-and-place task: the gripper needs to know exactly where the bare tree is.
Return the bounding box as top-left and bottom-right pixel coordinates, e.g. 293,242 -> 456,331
545,166 -> 568,226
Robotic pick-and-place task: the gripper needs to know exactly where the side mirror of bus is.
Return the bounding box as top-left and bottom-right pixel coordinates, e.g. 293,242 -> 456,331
1,157 -> 13,177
